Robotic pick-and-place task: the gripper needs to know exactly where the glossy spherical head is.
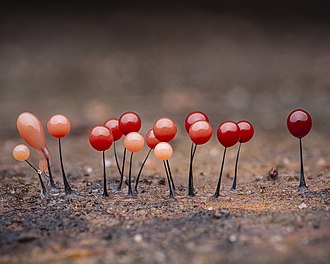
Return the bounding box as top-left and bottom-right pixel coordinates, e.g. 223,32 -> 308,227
146,129 -> 160,149
104,118 -> 123,141
153,117 -> 177,142
124,132 -> 145,152
185,111 -> 209,133
47,114 -> 71,138
287,109 -> 312,139
217,121 -> 240,148
17,112 -> 46,150
154,142 -> 173,161
118,112 -> 141,136
189,120 -> 212,145
13,144 -> 30,161
89,126 -> 113,151
237,120 -> 254,143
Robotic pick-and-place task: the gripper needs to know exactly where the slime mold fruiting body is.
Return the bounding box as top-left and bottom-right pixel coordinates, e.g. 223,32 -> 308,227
153,117 -> 177,191
287,109 -> 312,191
13,144 -> 48,197
185,112 -> 210,197
231,120 -> 254,191
17,112 -> 57,189
154,142 -> 175,199
117,112 -> 142,192
188,120 -> 212,196
47,114 -> 74,195
214,121 -> 240,198
124,132 -> 145,197
104,118 -> 123,177
89,126 -> 113,197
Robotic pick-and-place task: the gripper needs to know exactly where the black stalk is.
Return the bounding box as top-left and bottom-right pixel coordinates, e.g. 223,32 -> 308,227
117,147 -> 126,191
134,148 -> 152,193
42,148 -> 57,189
25,160 -> 48,197
103,151 -> 109,197
163,160 -> 175,199
192,143 -> 197,157
59,138 -> 73,194
231,142 -> 241,191
188,143 -> 197,196
166,160 -> 175,191
38,172 -> 48,197
127,152 -> 134,197
299,138 -> 307,191
113,141 -> 122,175
25,159 -> 38,173
214,147 -> 227,198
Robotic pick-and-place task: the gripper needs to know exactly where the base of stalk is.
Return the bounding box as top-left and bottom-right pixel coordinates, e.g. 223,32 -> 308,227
188,190 -> 196,197
127,193 -> 135,199
298,184 -> 308,192
169,193 -> 176,199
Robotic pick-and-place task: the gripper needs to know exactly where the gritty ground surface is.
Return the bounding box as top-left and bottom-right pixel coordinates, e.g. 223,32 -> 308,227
0,133 -> 329,264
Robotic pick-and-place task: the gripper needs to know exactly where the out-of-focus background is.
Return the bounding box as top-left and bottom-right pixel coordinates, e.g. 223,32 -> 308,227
0,1 -> 329,138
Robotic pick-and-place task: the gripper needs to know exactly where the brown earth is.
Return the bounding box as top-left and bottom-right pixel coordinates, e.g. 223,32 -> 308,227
0,132 -> 329,264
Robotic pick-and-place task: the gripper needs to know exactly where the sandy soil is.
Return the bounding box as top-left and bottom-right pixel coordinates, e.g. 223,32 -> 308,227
0,132 -> 329,264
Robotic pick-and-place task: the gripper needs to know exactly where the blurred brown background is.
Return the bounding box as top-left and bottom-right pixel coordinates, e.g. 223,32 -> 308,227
0,1 -> 329,138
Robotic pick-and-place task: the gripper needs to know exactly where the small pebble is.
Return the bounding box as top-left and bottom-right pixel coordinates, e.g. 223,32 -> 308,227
17,233 -> 39,243
268,167 -> 278,180
133,233 -> 143,243
229,234 -> 237,243
84,166 -> 93,176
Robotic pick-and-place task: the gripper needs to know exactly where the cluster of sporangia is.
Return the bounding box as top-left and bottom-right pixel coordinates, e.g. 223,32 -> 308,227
13,109 -> 312,199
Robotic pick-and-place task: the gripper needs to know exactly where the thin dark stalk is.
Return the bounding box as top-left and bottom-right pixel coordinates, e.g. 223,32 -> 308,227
134,148 -> 152,193
25,160 -> 38,173
214,147 -> 227,198
59,138 -> 73,194
127,152 -> 134,197
192,143 -> 197,158
42,148 -> 57,189
231,142 -> 241,191
38,172 -> 48,196
163,161 -> 174,199
25,160 -> 48,196
299,138 -> 307,190
113,141 -> 122,175
188,143 -> 197,196
166,160 -> 175,191
103,151 -> 109,197
117,147 -> 126,191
